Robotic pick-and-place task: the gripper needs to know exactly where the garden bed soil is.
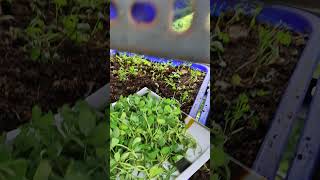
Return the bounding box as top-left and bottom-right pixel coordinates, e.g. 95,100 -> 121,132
0,0 -> 108,132
110,56 -> 205,114
211,11 -> 307,167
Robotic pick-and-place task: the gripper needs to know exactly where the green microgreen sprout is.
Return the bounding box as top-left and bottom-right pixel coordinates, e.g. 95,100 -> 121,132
24,0 -> 107,62
224,93 -> 250,135
110,94 -> 197,179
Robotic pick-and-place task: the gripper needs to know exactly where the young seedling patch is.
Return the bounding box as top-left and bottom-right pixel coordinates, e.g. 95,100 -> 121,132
110,54 -> 206,114
110,94 -> 197,179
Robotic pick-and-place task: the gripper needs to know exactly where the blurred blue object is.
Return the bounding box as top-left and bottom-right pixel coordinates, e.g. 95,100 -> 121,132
109,0 -> 193,22
131,2 -> 156,23
174,0 -> 189,9
174,0 -> 192,20
110,1 -> 117,20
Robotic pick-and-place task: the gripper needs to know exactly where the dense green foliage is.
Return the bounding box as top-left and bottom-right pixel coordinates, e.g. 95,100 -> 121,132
110,93 -> 196,179
0,101 -> 107,179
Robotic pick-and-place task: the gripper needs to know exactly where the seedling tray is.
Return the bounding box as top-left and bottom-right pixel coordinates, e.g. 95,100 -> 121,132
110,49 -> 210,123
212,1 -> 320,179
111,87 -> 210,179
286,79 -> 320,180
5,84 -> 109,143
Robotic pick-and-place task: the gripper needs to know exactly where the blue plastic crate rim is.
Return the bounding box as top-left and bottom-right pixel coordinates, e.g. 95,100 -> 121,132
211,0 -> 312,33
110,49 -> 208,73
212,2 -> 320,179
110,49 -> 210,124
286,79 -> 320,180
199,87 -> 210,126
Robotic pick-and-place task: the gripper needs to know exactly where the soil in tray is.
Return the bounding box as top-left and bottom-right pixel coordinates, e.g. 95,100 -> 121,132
110,55 -> 206,114
211,10 -> 307,167
0,1 -> 109,132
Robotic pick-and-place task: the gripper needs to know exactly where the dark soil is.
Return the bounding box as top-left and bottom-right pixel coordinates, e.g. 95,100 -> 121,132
190,161 -> 210,180
0,1 -> 108,132
211,11 -> 307,167
110,55 -> 206,114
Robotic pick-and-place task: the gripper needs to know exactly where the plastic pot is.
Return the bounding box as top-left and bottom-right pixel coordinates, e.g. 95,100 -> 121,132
212,1 -> 320,179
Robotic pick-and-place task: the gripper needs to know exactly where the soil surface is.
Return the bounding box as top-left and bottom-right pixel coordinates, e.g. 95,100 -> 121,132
211,11 -> 307,167
0,0 -> 108,132
190,161 -> 210,180
110,55 -> 206,115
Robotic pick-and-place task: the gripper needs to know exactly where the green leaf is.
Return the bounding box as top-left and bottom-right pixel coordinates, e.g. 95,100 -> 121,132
33,160 -> 51,180
129,114 -> 139,123
132,137 -> 141,147
63,15 -> 78,36
33,111 -> 54,129
88,122 -> 107,147
120,152 -> 130,161
212,174 -> 220,180
160,147 -> 171,155
158,138 -> 166,147
212,41 -> 224,52
157,118 -> 165,125
149,166 -> 164,178
61,104 -> 75,124
114,152 -> 120,162
231,74 -> 242,86
212,147 -> 229,168
32,106 -> 42,122
173,155 -> 184,163
0,145 -> 11,162
78,108 -> 96,136
276,31 -> 292,46
111,138 -> 119,149
147,150 -> 158,160
120,112 -> 126,120
31,48 -> 41,61
164,105 -> 172,113
47,142 -> 63,158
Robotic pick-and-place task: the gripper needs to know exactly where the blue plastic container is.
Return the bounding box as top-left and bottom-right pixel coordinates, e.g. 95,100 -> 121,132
212,1 -> 320,179
199,87 -> 210,125
110,49 -> 210,121
286,79 -> 320,180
